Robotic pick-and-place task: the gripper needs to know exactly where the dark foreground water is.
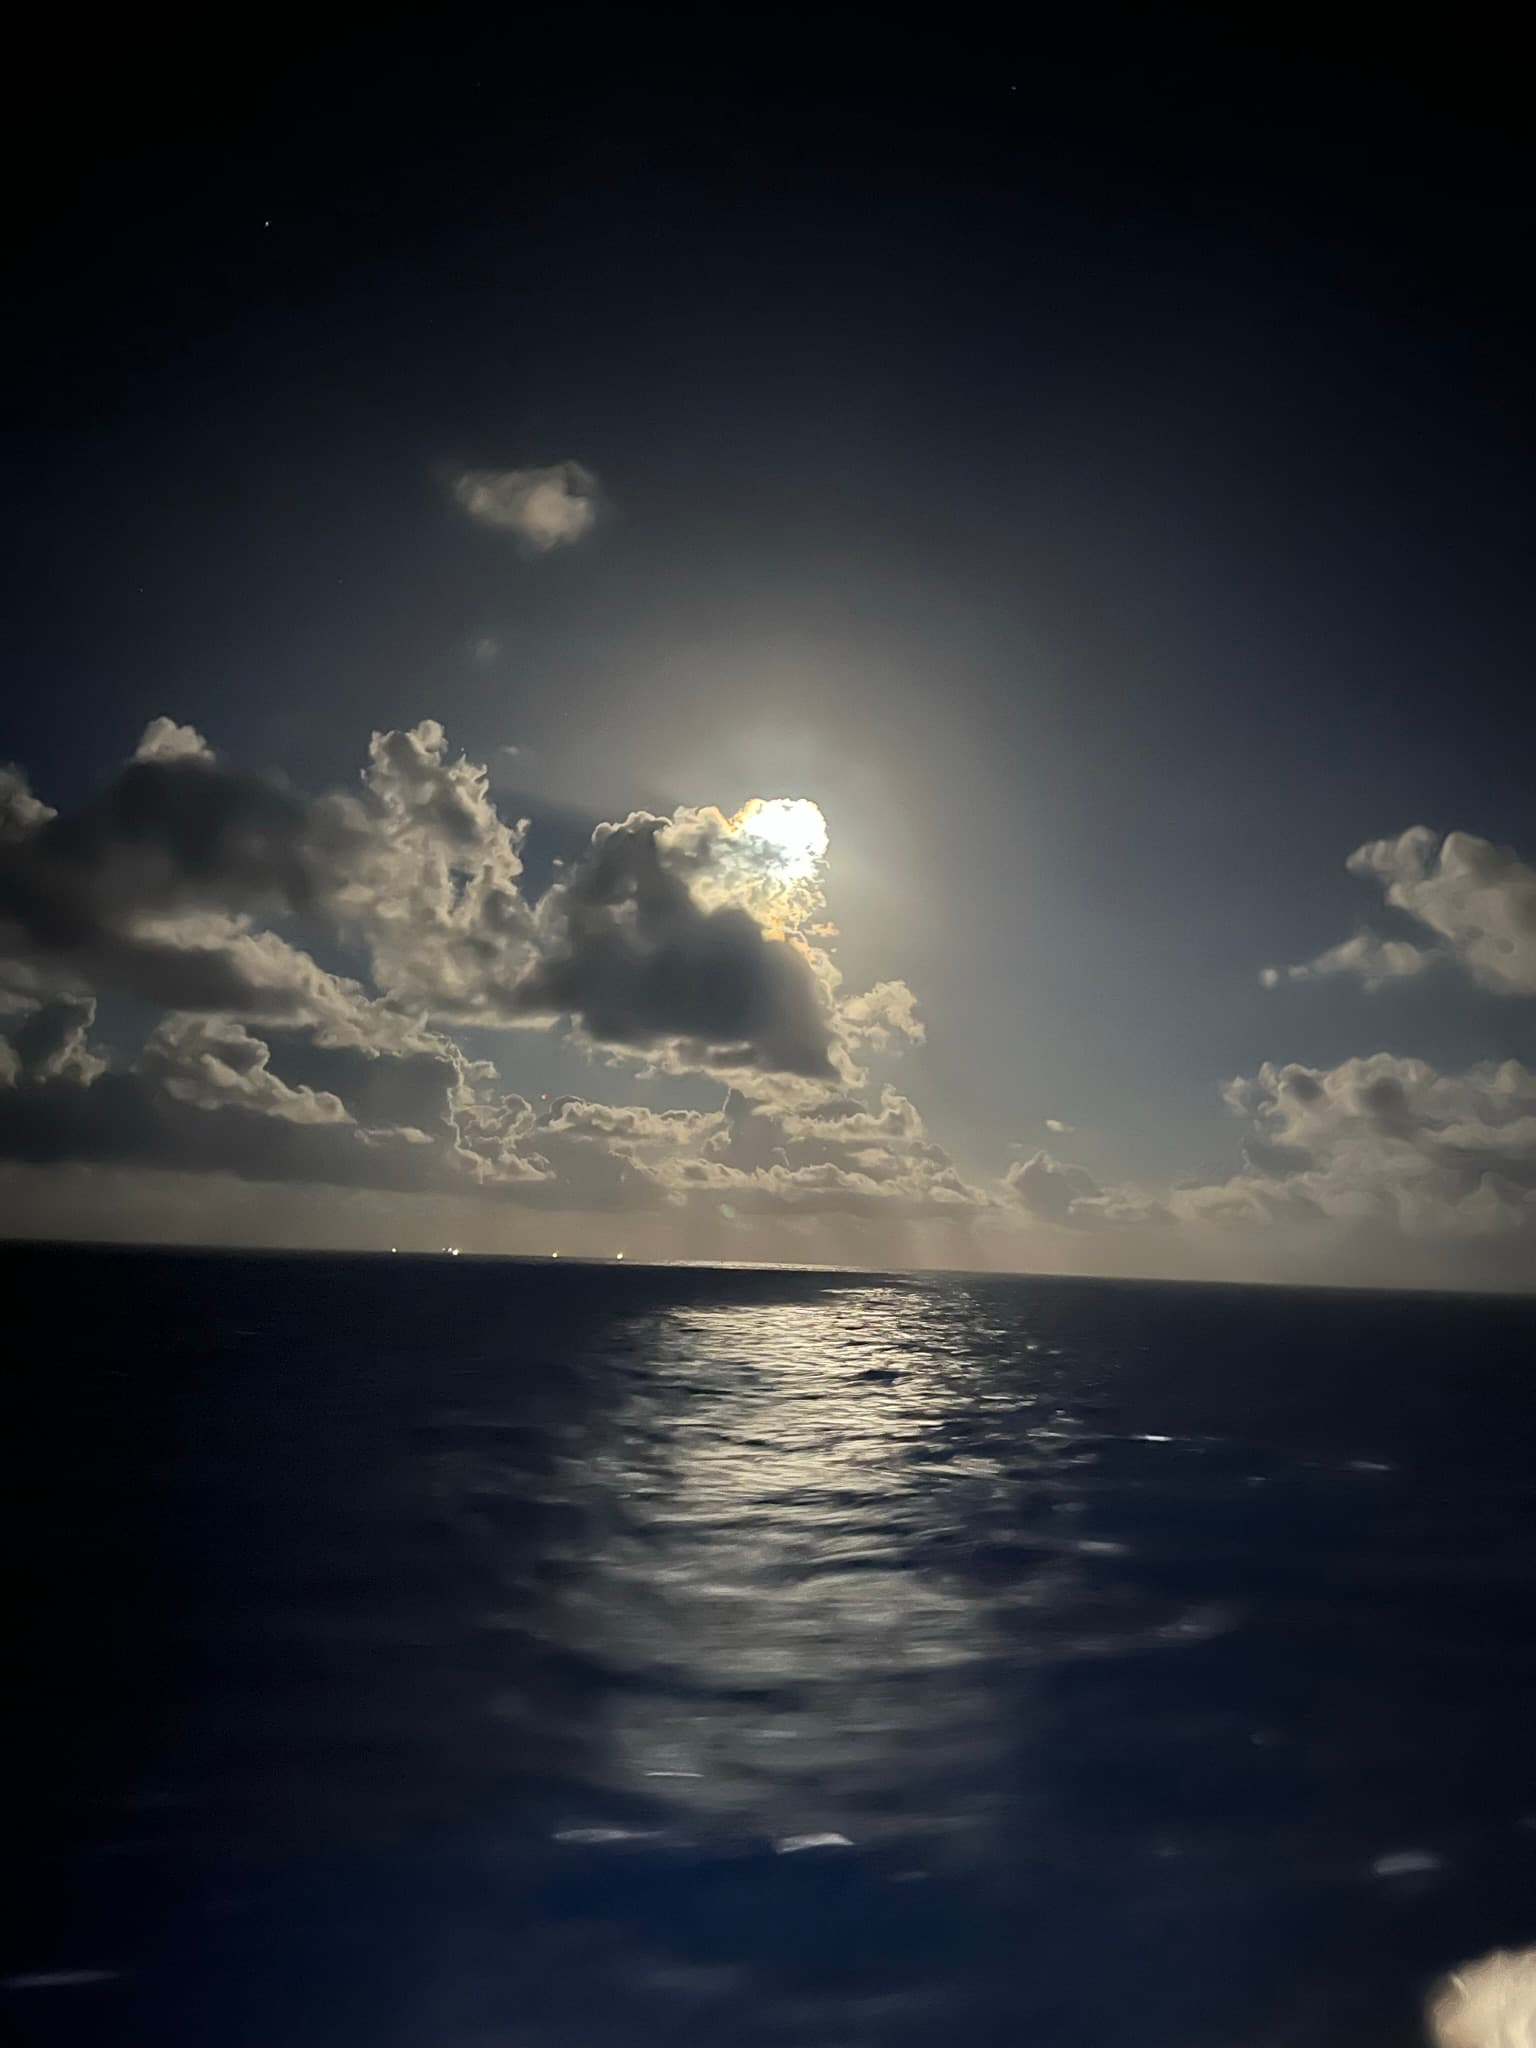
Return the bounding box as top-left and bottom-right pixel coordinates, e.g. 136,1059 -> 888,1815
5,1247 -> 1536,2046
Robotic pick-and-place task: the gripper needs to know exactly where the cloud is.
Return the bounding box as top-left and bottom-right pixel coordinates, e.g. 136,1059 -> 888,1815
1,765 -> 57,840
0,1050 -> 445,1195
256,1032 -> 464,1134
1007,1148 -> 1100,1223
10,1001 -> 1528,1266
0,723 -> 362,1024
1259,932 -> 1438,991
1351,828 -> 1536,995
997,1050 -> 1536,1283
1006,1149 -> 1168,1230
837,980 -> 925,1051
8,718 -> 1528,1284
537,1097 -> 716,1148
696,1085 -> 978,1218
133,717 -> 215,764
1264,828 -> 1536,996
2,995 -> 105,1086
323,718 -> 538,1023
1181,1053 -> 1536,1246
0,991 -> 545,1203
0,718 -> 962,1237
0,999 -> 985,1227
139,1017 -> 351,1125
452,462 -> 601,553
0,719 -> 918,1097
516,813 -> 841,1082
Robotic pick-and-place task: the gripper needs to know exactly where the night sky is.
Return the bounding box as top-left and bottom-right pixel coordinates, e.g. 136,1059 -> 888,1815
3,26 -> 1533,1284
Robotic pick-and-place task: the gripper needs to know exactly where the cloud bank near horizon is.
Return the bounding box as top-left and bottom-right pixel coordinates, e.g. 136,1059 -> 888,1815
1,729 -> 1532,1287
0,719 -> 972,1249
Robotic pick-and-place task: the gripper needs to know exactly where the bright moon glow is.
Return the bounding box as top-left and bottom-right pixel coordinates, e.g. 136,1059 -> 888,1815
733,797 -> 828,879
666,795 -> 831,935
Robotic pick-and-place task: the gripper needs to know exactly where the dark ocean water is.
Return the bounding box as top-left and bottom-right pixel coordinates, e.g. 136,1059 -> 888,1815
5,1247 -> 1536,2046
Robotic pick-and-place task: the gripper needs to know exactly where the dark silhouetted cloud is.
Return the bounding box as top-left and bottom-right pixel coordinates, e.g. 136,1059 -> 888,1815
516,815 -> 840,1081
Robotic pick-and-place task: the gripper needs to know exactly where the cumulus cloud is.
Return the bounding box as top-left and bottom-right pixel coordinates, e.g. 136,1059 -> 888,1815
1007,1148 -> 1100,1223
2,995 -> 105,1086
133,717 -> 215,764
324,718 -> 537,1021
0,1050 -> 440,1195
6,718 -> 1529,1283
1006,1149 -> 1168,1230
0,723 -> 350,1022
1,765 -> 57,840
538,1096 -> 716,1148
139,1017 -> 351,1125
1183,1054 -> 1536,1246
667,1085 -> 985,1219
0,991 -> 540,1205
1264,828 -> 1536,996
0,717 -> 958,1237
837,979 -> 925,1052
517,813 -> 841,1082
452,462 -> 601,553
0,719 -> 888,1088
0,1005 -> 985,1227
997,1049 -> 1536,1283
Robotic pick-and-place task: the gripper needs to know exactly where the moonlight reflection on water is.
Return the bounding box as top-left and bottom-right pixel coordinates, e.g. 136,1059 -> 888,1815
8,1250 -> 1536,2046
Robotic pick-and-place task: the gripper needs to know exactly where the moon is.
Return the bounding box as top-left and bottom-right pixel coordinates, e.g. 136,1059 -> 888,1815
733,797 -> 828,880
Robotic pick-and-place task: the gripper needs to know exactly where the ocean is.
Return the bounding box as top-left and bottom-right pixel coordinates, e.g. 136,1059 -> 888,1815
5,1245 -> 1536,2045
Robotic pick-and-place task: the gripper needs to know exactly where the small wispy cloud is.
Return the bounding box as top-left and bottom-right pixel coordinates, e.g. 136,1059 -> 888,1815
1259,934 -> 1436,992
1045,1117 -> 1074,1134
452,462 -> 601,554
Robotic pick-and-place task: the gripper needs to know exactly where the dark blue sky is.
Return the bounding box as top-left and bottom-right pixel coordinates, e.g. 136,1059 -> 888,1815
3,25 -> 1532,1271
